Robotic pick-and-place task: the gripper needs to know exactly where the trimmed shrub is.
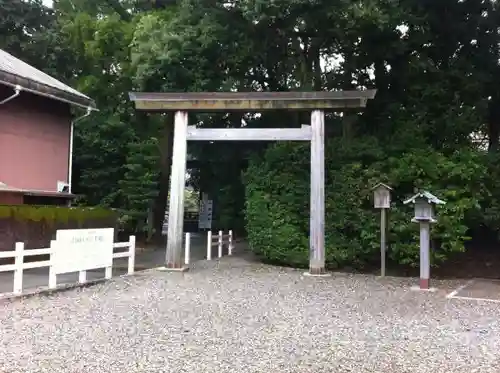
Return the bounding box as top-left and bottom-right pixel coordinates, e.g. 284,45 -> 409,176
244,137 -> 489,269
0,205 -> 118,251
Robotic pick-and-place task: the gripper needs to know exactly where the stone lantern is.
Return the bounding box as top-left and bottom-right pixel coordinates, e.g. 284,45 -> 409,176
404,191 -> 445,223
403,191 -> 446,290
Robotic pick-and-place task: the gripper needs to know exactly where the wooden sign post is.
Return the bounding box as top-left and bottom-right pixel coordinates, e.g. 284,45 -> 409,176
372,183 -> 392,277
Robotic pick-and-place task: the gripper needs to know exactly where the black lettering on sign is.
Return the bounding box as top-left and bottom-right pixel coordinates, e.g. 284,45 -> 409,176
70,235 -> 105,245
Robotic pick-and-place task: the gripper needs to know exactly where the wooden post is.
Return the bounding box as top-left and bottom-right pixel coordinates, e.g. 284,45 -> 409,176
420,222 -> 431,289
105,266 -> 112,280
308,110 -> 326,275
48,240 -> 57,289
228,230 -> 233,255
184,232 -> 190,266
207,231 -> 212,260
165,111 -> 188,268
218,230 -> 223,258
13,242 -> 23,295
128,235 -> 136,275
380,209 -> 387,277
78,270 -> 87,284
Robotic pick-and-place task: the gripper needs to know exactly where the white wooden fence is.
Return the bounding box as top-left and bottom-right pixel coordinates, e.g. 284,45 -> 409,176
206,230 -> 233,260
0,236 -> 136,296
169,231 -> 234,267
184,232 -> 191,266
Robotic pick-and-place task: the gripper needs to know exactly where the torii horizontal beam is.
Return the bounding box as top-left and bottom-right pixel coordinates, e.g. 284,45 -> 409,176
129,90 -> 377,112
186,125 -> 312,141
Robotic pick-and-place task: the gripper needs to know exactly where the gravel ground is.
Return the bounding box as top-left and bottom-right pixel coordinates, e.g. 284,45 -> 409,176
1,257 -> 499,373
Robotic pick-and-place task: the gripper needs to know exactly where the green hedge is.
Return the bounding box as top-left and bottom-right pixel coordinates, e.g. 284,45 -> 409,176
244,137 -> 491,269
0,205 -> 118,251
0,205 -> 116,223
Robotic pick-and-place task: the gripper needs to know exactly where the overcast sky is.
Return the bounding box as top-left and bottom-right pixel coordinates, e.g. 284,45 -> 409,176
42,0 -> 53,7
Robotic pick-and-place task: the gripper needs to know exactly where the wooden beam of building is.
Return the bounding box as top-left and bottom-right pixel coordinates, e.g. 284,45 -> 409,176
128,90 -> 377,112
186,125 -> 312,141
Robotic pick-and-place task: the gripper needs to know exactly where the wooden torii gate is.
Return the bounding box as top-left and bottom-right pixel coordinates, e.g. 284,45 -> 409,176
129,91 -> 376,275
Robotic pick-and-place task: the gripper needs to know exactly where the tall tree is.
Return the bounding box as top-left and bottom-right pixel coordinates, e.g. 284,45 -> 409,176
0,0 -> 54,65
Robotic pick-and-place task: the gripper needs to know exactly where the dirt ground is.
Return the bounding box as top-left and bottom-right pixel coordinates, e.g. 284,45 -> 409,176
372,235 -> 500,281
433,240 -> 500,280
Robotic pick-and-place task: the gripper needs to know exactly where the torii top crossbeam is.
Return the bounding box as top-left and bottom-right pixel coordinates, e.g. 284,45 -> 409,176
128,90 -> 377,275
128,90 -> 377,111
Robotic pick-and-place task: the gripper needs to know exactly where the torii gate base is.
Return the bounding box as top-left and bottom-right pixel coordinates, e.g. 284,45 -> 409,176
128,91 -> 376,276
165,111 -> 326,274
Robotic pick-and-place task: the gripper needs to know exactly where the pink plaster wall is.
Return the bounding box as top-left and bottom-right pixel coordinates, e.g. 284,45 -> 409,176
0,85 -> 72,191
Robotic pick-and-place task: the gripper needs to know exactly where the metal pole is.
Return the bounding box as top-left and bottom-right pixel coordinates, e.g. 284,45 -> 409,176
380,208 -> 386,277
419,222 -> 430,289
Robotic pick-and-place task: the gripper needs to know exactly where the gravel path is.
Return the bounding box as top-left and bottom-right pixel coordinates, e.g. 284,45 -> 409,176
1,257 -> 499,373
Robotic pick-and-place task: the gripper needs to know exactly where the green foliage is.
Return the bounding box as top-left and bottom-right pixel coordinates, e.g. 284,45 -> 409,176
0,204 -> 118,252
245,139 -> 489,269
244,142 -> 310,267
119,137 -> 160,235
0,0 -> 53,67
380,149 -> 488,266
0,205 -> 116,225
184,189 -> 199,212
480,152 -> 500,239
